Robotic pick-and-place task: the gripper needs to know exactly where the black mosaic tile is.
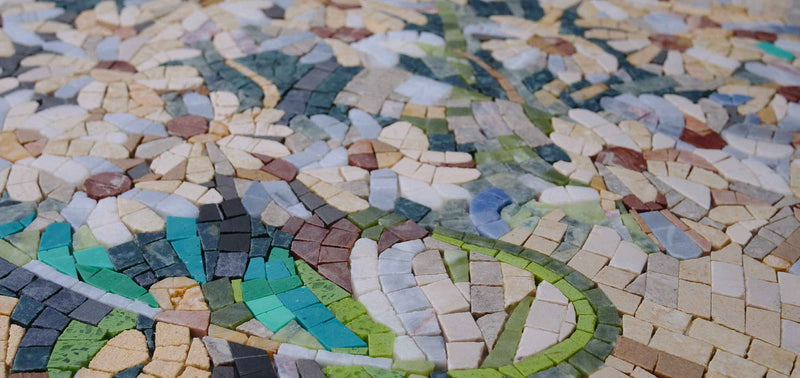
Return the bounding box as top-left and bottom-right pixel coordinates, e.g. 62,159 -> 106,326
19,279 -> 61,302
107,241 -> 145,270
69,300 -> 113,326
19,327 -> 60,347
0,269 -> 35,293
44,290 -> 87,314
32,307 -> 70,331
219,233 -> 250,253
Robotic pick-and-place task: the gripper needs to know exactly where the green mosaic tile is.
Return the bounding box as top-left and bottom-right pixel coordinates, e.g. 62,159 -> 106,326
492,240 -> 523,255
542,338 -> 582,364
597,306 -> 622,327
447,369 -> 504,378
553,280 -> 585,301
73,246 -> 114,270
443,249 -> 469,282
255,306 -> 296,332
323,365 -> 371,378
346,314 -> 391,340
231,279 -> 243,302
329,298 -> 367,323
348,207 -> 387,230
583,338 -> 614,360
513,354 -> 554,377
0,239 -> 33,266
494,251 -> 528,269
593,324 -> 621,344
566,350 -> 604,376
48,369 -> 73,378
269,275 -> 303,293
377,213 -> 406,228
241,278 -> 273,301
211,302 -> 253,329
576,314 -> 597,333
563,271 -> 595,291
245,295 -> 282,315
305,279 -> 350,305
331,347 -> 367,355
295,261 -> 325,284
347,206 -> 387,230
496,365 -> 525,378
363,366 -> 404,378
432,227 -> 464,247
572,300 -> 594,316
519,249 -> 552,266
480,329 -> 521,368
446,107 -> 472,117
367,333 -> 394,358
568,329 -> 593,347
524,262 -> 560,283
361,225 -> 385,241
71,226 -> 98,251
202,279 -> 235,311
270,320 -> 324,350
59,321 -> 108,341
97,308 -> 137,336
391,360 -> 435,375
47,340 -> 106,371
461,243 -> 497,256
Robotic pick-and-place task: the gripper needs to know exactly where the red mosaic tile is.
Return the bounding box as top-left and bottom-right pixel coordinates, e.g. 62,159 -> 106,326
83,172 -> 133,200
322,229 -> 359,249
386,220 -> 428,241
291,240 -> 321,267
318,262 -> 352,293
318,246 -> 350,264
261,159 -> 298,182
331,218 -> 359,233
349,153 -> 378,170
733,29 -> 778,42
595,147 -> 647,172
281,217 -> 305,235
295,223 -> 329,242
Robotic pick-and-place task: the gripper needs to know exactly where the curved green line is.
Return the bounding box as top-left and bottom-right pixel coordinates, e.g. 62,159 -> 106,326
432,227 -> 620,378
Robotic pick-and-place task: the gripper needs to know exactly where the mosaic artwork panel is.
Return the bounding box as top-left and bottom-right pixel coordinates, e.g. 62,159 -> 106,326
0,0 -> 800,376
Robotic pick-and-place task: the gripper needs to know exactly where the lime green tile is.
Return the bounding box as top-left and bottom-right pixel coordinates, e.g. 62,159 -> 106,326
368,333 -> 394,358
572,299 -> 594,316
59,321 -> 108,341
543,339 -> 582,363
524,263 -> 560,283
496,365 -> 524,378
231,279 -> 243,302
553,280 -> 585,301
447,368 -> 503,378
329,298 -> 367,323
331,347 -> 368,355
514,354 -> 554,377
391,360 -> 435,375
494,251 -> 528,269
568,329 -> 593,347
324,365 -> 371,378
461,244 -> 497,257
444,249 -> 469,282
346,315 -> 391,340
97,308 -> 137,336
